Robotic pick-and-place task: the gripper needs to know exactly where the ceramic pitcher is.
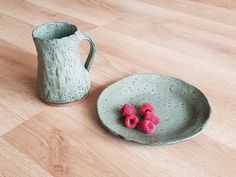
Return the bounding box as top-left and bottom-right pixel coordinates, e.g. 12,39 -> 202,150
32,22 -> 96,105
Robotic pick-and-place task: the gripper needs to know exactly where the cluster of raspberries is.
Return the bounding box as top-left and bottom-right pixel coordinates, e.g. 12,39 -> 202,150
119,103 -> 160,134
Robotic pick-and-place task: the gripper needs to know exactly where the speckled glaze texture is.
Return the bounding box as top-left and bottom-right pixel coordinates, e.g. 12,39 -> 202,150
32,22 -> 96,104
97,73 -> 211,145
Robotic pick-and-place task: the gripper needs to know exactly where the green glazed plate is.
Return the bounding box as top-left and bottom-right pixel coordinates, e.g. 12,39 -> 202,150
97,73 -> 211,145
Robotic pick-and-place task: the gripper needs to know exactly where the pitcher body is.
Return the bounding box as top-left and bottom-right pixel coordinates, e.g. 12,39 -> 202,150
32,22 -> 96,104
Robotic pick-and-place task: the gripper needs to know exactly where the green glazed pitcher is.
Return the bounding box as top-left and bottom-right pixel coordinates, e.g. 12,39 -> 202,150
32,22 -> 96,105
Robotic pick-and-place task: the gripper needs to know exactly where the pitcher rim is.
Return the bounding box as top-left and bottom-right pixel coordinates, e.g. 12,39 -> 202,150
32,21 -> 79,41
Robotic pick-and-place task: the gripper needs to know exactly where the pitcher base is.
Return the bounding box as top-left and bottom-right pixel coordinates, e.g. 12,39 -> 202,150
40,93 -> 89,107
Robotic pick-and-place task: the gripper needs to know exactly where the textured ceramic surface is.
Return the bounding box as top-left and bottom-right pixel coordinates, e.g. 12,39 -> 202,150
32,22 -> 96,104
97,73 -> 211,145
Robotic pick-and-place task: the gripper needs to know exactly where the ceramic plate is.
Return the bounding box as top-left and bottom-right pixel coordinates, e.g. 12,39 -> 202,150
97,73 -> 211,145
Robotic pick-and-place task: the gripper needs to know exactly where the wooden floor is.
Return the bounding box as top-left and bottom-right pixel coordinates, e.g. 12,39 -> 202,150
0,0 -> 236,176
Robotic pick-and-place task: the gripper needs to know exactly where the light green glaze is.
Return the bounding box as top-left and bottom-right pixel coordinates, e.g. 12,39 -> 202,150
97,73 -> 211,145
32,22 -> 96,104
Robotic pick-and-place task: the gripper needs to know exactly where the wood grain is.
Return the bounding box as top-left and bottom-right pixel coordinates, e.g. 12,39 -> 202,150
0,0 -> 236,176
0,0 -> 96,31
0,138 -> 53,177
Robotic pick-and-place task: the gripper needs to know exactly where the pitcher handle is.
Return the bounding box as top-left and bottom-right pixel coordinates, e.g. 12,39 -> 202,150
77,32 -> 96,72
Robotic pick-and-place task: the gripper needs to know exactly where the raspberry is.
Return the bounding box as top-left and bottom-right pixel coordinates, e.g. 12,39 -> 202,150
144,111 -> 160,125
124,115 -> 139,129
137,120 -> 156,134
119,104 -> 136,117
140,103 -> 155,117
136,121 -> 143,132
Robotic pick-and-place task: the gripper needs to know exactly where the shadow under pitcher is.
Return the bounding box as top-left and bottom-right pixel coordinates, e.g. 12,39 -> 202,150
32,22 -> 96,105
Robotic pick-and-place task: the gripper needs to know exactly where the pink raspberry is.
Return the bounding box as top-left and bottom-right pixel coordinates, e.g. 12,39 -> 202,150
137,120 -> 156,134
136,121 -> 143,132
124,115 -> 139,129
140,103 -> 155,117
119,104 -> 136,117
144,111 -> 160,125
